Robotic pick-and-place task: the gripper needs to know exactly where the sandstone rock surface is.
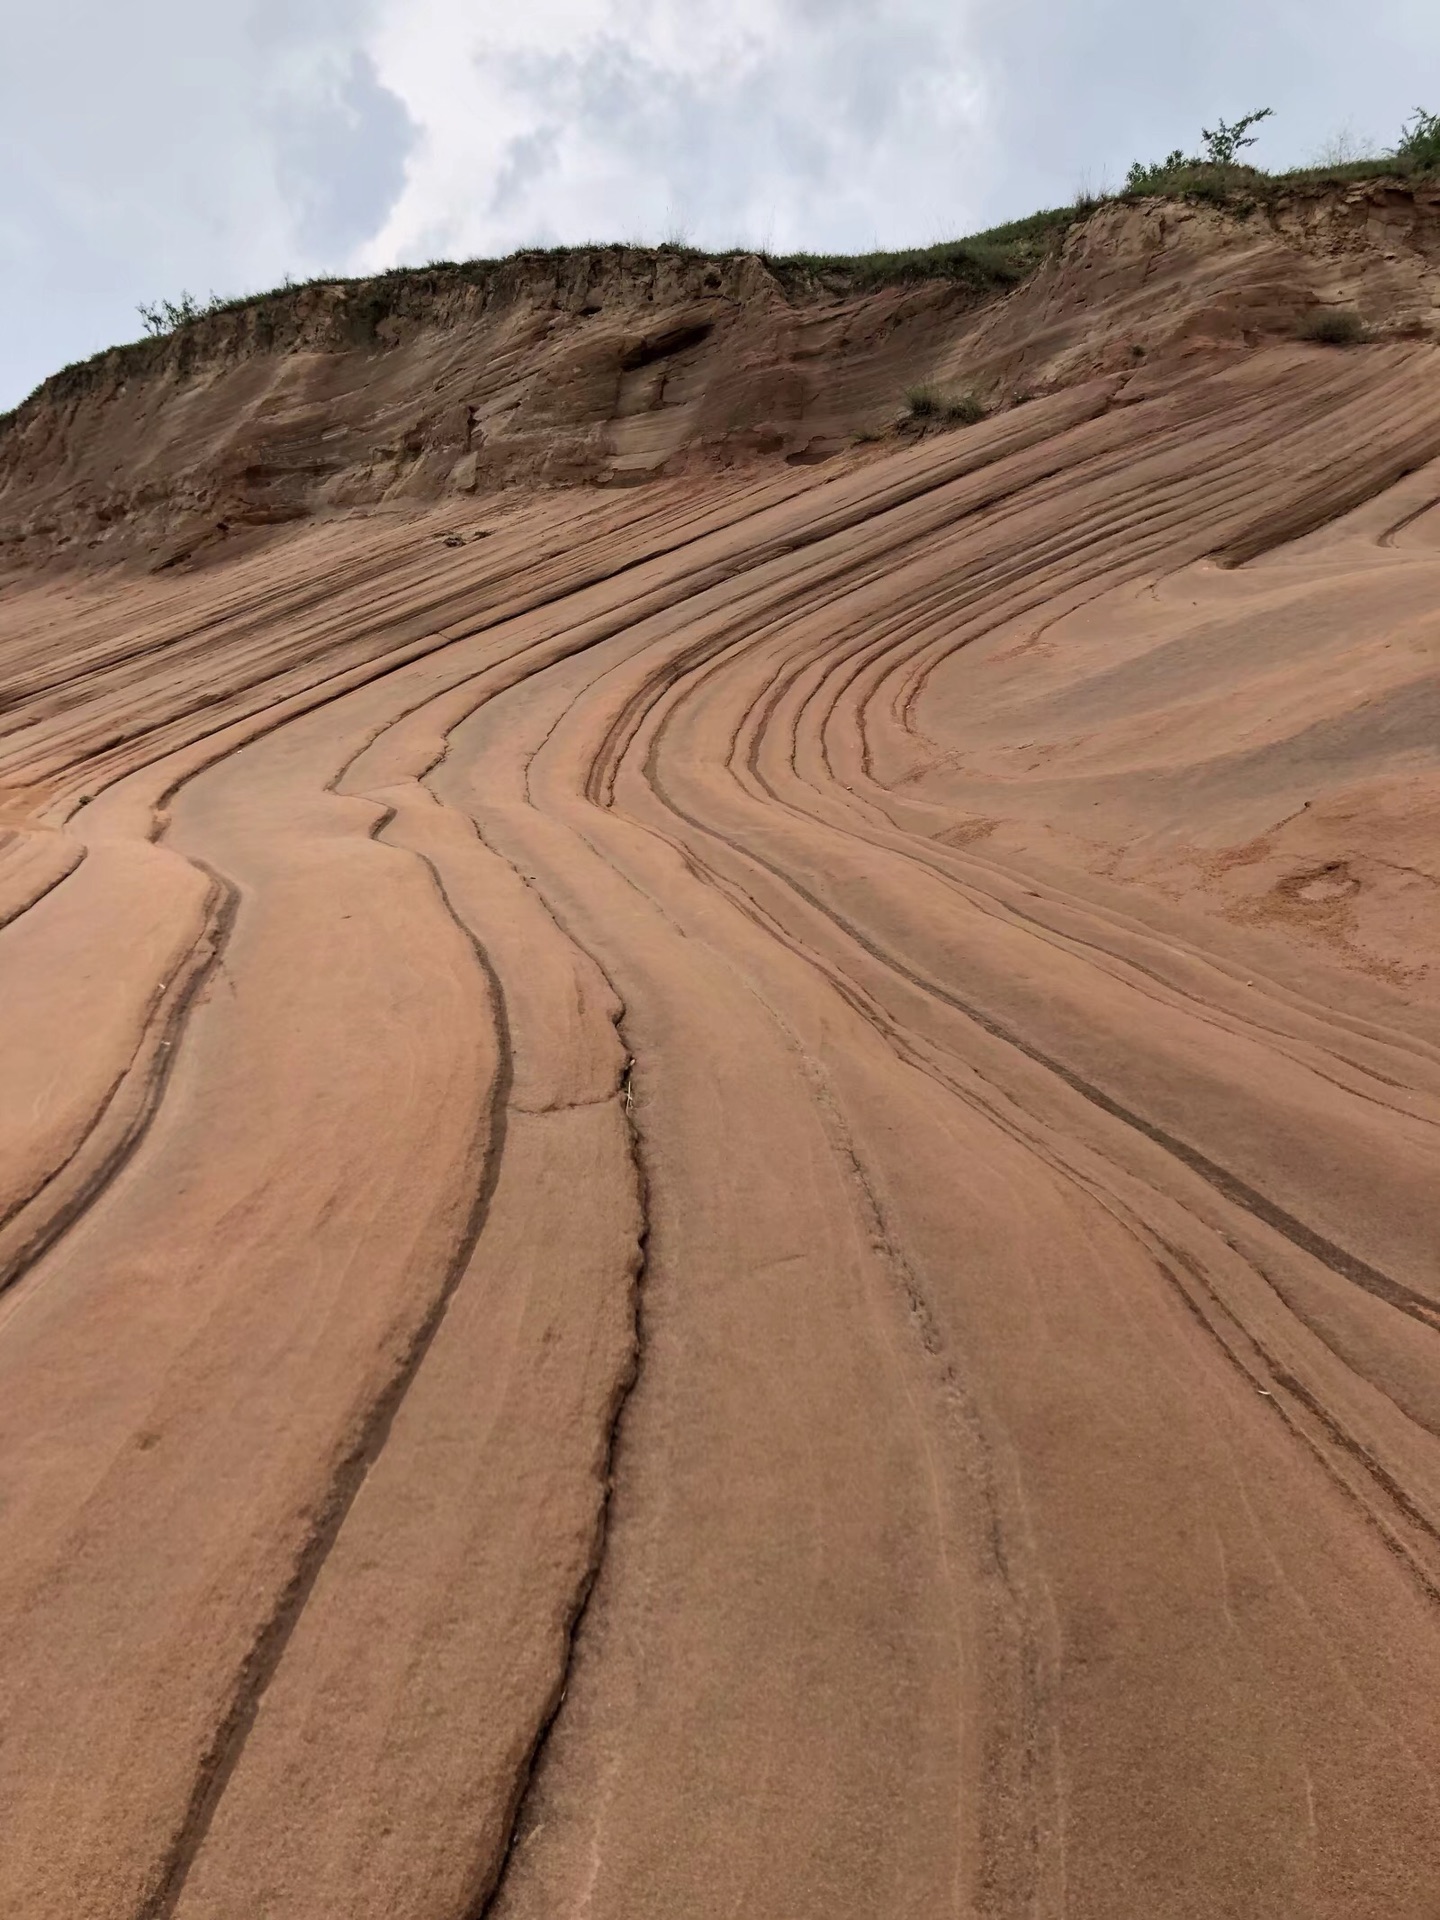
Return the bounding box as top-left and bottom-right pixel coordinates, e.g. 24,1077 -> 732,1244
2,184 -> 1440,1919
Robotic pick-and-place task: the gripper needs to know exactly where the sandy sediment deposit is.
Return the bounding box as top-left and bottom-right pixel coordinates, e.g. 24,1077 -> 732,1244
2,179 -> 1440,1918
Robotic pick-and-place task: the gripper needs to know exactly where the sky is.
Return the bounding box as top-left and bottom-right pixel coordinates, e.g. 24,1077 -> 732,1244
3,0 -> 1438,410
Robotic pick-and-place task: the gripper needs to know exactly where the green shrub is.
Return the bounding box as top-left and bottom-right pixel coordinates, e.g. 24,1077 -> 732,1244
1199,108 -> 1274,166
1125,109 -> 1273,199
1125,149 -> 1189,194
768,206 -> 1079,295
1122,157 -> 1265,203
943,392 -> 987,425
137,290 -> 226,337
905,386 -> 985,427
1296,307 -> 1365,345
1396,108 -> 1440,173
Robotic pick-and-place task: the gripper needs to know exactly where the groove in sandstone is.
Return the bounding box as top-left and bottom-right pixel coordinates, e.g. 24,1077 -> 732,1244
135,844 -> 515,1920
463,1024 -> 651,1920
410,714 -> 657,1917
0,832 -> 85,933
0,867 -> 236,1302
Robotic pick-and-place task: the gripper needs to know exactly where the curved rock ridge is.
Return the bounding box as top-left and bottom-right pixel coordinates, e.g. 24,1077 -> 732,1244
1,192 -> 1440,1920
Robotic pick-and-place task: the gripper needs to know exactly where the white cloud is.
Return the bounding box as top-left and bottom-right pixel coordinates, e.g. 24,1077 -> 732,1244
358,0 -> 992,264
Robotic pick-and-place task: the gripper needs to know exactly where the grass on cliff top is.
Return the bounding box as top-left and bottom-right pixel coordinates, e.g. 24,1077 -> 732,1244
201,202 -> 1081,305
1112,154 -> 1410,207
759,205 -> 1081,290
1116,107 -> 1440,204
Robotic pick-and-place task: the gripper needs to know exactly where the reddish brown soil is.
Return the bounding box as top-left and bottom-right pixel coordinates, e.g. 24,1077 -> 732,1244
2,193 -> 1440,1919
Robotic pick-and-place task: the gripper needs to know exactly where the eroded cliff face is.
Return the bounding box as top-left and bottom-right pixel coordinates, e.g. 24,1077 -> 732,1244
2,179 -> 1438,571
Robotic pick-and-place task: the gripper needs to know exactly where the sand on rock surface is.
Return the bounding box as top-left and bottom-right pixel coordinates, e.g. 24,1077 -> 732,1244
2,252 -> 1440,1919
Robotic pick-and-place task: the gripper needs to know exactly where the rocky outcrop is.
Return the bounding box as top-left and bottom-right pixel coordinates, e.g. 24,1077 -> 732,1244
3,180 -> 1438,570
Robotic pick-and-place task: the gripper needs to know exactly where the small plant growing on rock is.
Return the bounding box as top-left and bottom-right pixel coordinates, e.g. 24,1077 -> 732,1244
943,392 -> 987,425
1396,108 -> 1440,174
1296,307 -> 1365,346
1125,109 -> 1273,196
1125,149 -> 1189,194
904,386 -> 986,428
1199,108 -> 1274,166
137,291 -> 224,337
1310,124 -> 1377,170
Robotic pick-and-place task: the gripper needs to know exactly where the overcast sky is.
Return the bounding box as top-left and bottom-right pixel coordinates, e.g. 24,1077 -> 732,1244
4,0 -> 1438,410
